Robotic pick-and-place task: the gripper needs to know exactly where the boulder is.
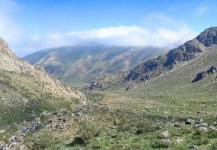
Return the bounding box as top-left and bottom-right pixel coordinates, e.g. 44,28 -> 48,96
198,127 -> 208,132
158,131 -> 170,139
195,123 -> 208,128
209,126 -> 217,131
192,71 -> 207,82
174,122 -> 182,128
207,66 -> 217,74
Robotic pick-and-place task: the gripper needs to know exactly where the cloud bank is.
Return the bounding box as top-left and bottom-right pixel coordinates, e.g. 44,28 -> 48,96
31,26 -> 197,50
0,1 -> 198,57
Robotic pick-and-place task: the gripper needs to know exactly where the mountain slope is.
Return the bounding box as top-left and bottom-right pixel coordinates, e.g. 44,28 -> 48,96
88,27 -> 217,90
0,37 -> 85,127
125,27 -> 217,82
24,45 -> 166,86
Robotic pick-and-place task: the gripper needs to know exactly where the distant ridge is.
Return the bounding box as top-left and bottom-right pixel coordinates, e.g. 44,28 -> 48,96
24,45 -> 166,86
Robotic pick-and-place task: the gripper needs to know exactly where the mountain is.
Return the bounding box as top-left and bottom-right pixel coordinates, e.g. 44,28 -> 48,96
88,27 -> 217,90
23,45 -> 166,87
0,37 -> 85,127
125,27 -> 217,82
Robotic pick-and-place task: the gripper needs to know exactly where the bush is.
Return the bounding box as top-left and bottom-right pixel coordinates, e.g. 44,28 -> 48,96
208,130 -> 217,139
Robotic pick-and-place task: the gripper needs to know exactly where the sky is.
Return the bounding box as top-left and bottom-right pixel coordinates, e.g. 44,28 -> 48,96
0,0 -> 217,57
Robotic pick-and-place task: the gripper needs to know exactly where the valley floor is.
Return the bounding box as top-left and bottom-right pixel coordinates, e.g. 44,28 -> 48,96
1,91 -> 217,150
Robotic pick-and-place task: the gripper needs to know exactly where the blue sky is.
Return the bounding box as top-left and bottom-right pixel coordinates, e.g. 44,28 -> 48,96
0,0 -> 216,56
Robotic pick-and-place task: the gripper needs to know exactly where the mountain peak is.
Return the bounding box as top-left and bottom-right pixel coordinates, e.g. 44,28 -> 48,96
196,27 -> 217,47
0,37 -> 15,57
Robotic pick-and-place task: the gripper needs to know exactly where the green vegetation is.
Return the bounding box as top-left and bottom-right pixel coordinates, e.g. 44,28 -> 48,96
0,70 -> 75,128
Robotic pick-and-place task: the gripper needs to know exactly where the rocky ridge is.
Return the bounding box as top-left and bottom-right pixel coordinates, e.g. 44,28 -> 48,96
87,27 -> 217,90
126,27 -> 217,82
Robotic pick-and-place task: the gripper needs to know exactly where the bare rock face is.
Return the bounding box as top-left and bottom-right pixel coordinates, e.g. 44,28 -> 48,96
196,27 -> 217,46
0,37 -> 86,104
192,66 -> 217,83
125,39 -> 206,82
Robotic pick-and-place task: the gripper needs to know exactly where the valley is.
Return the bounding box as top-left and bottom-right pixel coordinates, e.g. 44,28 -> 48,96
1,27 -> 217,149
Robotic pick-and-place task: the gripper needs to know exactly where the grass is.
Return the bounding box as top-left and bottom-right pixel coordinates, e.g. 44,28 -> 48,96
0,70 -> 77,128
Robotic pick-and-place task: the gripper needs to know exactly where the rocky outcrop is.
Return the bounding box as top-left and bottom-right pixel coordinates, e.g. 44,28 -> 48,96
126,39 -> 206,82
196,27 -> 217,46
192,66 -> 217,83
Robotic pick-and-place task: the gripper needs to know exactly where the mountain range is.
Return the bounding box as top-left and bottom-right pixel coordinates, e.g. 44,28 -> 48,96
24,45 -> 166,87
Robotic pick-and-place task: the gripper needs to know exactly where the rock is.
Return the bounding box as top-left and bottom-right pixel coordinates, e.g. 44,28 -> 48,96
198,127 -> 208,132
209,126 -> 217,131
75,112 -> 82,116
195,119 -> 203,125
207,66 -> 217,74
192,71 -> 207,82
188,144 -> 199,150
0,130 -> 5,133
195,123 -> 208,128
185,118 -> 195,125
176,138 -> 183,144
192,66 -> 217,82
174,122 -> 182,128
125,85 -> 132,91
11,136 -> 17,142
8,141 -> 17,149
35,117 -> 41,125
0,146 -> 3,150
158,131 -> 170,139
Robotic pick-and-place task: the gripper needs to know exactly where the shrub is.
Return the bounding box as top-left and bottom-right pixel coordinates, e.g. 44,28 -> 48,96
208,130 -> 217,139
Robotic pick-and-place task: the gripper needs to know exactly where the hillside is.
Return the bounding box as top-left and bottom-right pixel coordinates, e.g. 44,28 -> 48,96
24,45 -> 166,87
0,37 -> 86,127
88,27 -> 217,90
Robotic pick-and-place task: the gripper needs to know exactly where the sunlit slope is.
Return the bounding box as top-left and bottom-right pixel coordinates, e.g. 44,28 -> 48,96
0,38 -> 85,127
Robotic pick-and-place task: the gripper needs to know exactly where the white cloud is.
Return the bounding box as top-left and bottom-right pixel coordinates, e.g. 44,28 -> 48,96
28,26 -> 197,54
0,1 -> 198,57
